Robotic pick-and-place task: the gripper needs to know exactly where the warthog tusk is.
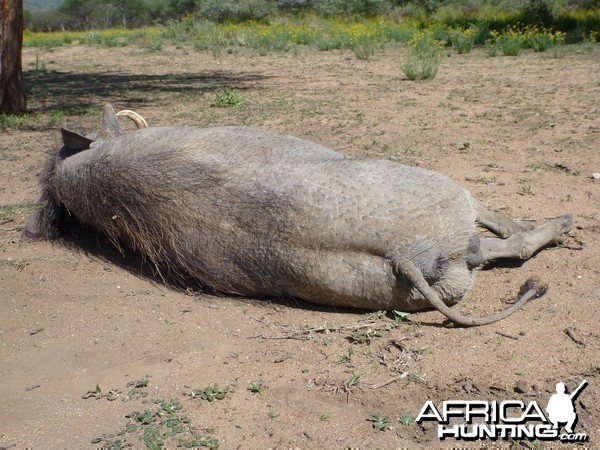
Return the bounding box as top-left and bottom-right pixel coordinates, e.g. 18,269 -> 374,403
116,109 -> 148,128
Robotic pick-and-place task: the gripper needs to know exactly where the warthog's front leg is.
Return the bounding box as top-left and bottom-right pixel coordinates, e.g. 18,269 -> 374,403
480,215 -> 572,264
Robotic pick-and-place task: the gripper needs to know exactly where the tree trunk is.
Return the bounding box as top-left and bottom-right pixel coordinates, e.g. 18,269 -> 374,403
0,0 -> 27,115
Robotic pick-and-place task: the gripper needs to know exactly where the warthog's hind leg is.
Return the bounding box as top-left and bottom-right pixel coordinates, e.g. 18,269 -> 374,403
475,201 -> 537,238
480,215 -> 572,264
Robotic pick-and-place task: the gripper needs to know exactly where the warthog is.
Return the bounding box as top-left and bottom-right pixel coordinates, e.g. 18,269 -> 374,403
24,105 -> 572,326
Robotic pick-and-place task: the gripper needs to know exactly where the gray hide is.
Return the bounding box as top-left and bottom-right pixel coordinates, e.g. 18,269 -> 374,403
25,105 -> 572,326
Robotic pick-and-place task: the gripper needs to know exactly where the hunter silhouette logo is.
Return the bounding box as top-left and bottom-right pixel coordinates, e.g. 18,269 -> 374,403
546,380 -> 587,434
416,379 -> 589,442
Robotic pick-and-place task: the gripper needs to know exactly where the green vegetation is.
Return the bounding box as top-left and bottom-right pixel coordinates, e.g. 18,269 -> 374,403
401,32 -> 442,80
367,413 -> 391,431
86,379 -> 221,448
22,13 -> 597,67
20,1 -> 600,84
211,88 -> 247,108
247,382 -> 264,394
0,203 -> 38,221
187,385 -> 229,401
399,412 -> 416,426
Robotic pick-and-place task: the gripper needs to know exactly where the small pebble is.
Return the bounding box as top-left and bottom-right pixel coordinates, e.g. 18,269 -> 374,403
592,172 -> 600,180
515,380 -> 529,394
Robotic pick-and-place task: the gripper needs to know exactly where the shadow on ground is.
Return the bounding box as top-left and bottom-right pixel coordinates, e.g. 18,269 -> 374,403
24,69 -> 270,113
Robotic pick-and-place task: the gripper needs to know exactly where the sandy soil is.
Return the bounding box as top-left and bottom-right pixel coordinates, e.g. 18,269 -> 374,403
1,42 -> 599,448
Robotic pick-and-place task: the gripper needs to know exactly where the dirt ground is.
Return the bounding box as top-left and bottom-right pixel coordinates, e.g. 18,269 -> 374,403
1,42 -> 599,448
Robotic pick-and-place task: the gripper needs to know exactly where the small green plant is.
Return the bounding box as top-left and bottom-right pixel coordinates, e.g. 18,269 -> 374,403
188,385 -> 229,401
5,258 -> 26,271
406,373 -> 425,384
346,372 -> 363,388
368,413 -> 390,431
519,184 -> 533,196
485,38 -> 499,57
82,385 -> 103,400
267,408 -> 280,419
350,328 -> 380,344
247,382 -> 264,394
339,345 -> 354,362
212,88 -> 247,108
392,310 -> 410,322
399,412 -> 415,426
319,412 -> 331,422
127,377 -> 150,388
402,33 -> 441,80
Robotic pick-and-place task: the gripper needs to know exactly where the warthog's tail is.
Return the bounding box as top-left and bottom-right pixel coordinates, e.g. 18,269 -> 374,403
398,260 -> 547,327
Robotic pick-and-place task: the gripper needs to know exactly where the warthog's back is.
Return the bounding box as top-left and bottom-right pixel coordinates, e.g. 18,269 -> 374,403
51,126 -> 477,309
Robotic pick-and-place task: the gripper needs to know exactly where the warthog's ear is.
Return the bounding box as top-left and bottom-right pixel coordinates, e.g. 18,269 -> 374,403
98,103 -> 122,139
60,128 -> 94,158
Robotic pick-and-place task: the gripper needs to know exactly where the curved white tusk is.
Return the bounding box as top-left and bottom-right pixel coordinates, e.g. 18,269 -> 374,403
116,109 -> 148,129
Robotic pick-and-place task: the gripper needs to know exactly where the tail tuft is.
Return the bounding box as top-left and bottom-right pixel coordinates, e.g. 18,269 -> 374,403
519,276 -> 548,299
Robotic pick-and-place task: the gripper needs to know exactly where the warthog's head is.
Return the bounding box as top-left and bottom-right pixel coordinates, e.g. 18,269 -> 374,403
23,105 -> 148,241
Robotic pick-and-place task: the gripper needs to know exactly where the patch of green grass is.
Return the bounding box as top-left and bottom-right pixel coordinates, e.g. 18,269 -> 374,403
187,385 -> 229,401
319,412 -> 331,422
5,258 -> 27,271
392,310 -> 410,322
0,203 -> 38,221
406,373 -> 425,384
24,28 -> 160,49
350,327 -> 381,344
91,379 -> 220,449
211,88 -> 247,108
346,372 -> 363,388
247,382 -> 264,394
339,345 -> 354,362
0,113 -> 41,130
367,413 -> 390,431
399,412 -> 416,426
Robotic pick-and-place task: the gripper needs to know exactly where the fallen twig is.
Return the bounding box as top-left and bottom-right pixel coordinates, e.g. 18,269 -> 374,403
370,372 -> 409,390
495,331 -> 519,340
565,327 -> 585,346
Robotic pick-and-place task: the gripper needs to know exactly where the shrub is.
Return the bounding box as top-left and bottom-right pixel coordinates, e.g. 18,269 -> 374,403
524,25 -> 556,52
197,0 -> 273,23
402,33 -> 442,80
448,27 -> 476,53
212,88 -> 247,107
496,26 -> 526,56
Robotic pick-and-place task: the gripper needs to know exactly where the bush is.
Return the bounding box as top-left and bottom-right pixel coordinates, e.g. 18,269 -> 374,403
197,0 -> 274,23
495,25 -> 527,55
402,33 -> 442,80
448,27 -> 476,53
